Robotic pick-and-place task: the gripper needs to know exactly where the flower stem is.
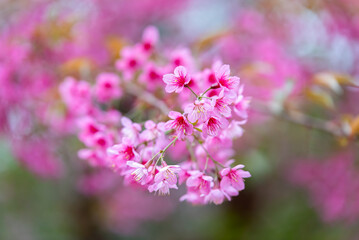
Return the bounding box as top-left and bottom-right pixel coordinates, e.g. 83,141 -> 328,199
149,151 -> 162,163
200,86 -> 214,97
161,136 -> 179,154
193,135 -> 225,168
186,139 -> 199,168
185,85 -> 199,98
125,82 -> 170,115
150,135 -> 179,167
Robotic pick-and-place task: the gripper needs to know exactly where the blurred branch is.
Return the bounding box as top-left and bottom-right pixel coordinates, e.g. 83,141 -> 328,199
124,82 -> 170,115
252,100 -> 346,137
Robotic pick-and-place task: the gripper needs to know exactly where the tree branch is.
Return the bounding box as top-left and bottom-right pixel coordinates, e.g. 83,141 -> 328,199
251,100 -> 346,137
124,82 -> 170,115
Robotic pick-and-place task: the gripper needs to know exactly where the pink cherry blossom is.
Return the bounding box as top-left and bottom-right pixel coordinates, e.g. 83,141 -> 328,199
97,110 -> 122,126
141,25 -> 159,53
202,115 -> 229,138
59,77 -> 92,114
220,164 -> 251,196
139,63 -> 163,89
204,188 -> 228,205
233,86 -> 251,119
202,68 -> 218,87
77,117 -> 106,147
180,190 -> 206,205
178,161 -> 195,184
221,120 -> 246,139
163,66 -> 190,93
169,48 -> 195,70
186,170 -> 213,196
211,89 -> 233,118
164,111 -> 193,139
94,72 -> 121,103
53,24 -> 252,206
140,120 -> 163,142
78,148 -> 108,167
121,117 -> 142,142
126,161 -> 151,185
92,132 -> 113,149
215,64 -> 240,91
148,164 -> 181,195
184,99 -> 212,123
107,139 -> 140,169
115,46 -> 146,80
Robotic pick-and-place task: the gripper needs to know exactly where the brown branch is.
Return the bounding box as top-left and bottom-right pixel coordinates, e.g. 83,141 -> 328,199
251,100 -> 346,137
124,82 -> 170,115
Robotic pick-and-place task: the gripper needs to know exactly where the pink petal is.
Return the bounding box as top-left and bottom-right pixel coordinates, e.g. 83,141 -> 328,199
220,168 -> 230,177
215,65 -> 230,80
202,175 -> 214,182
174,66 -> 187,77
168,111 -> 182,119
186,176 -> 200,187
233,164 -> 245,170
220,176 -> 231,189
145,120 -> 156,129
165,84 -> 178,93
121,117 -> 132,127
163,74 -> 176,84
175,85 -> 184,93
127,161 -> 143,168
240,170 -> 251,178
142,26 -> 159,43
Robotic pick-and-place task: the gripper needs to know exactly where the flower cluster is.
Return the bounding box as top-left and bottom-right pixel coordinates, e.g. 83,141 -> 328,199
59,26 -> 250,205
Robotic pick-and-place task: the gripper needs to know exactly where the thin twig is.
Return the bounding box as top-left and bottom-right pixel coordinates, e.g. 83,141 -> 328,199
186,139 -> 199,168
193,135 -> 225,168
185,85 -> 199,98
125,82 -> 170,115
150,136 -> 179,167
251,100 -> 346,137
200,86 -> 214,97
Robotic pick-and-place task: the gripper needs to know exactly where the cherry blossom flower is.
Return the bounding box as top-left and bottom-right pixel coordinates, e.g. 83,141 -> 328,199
107,138 -> 140,169
59,77 -> 92,114
141,25 -> 159,53
78,148 -> 108,167
221,120 -> 246,139
180,190 -> 206,205
215,64 -> 240,91
92,132 -> 113,149
163,66 -> 191,93
186,170 -> 213,196
121,117 -> 142,142
220,164 -> 251,196
77,117 -> 106,147
148,164 -> 181,195
169,48 -> 195,70
140,120 -> 164,142
202,115 -> 229,138
115,46 -> 146,80
184,99 -> 212,123
204,188 -> 228,205
55,24 -> 251,206
211,89 -> 233,118
139,62 -> 164,89
94,72 -> 121,103
233,86 -> 251,119
126,161 -> 151,185
164,111 -> 193,139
